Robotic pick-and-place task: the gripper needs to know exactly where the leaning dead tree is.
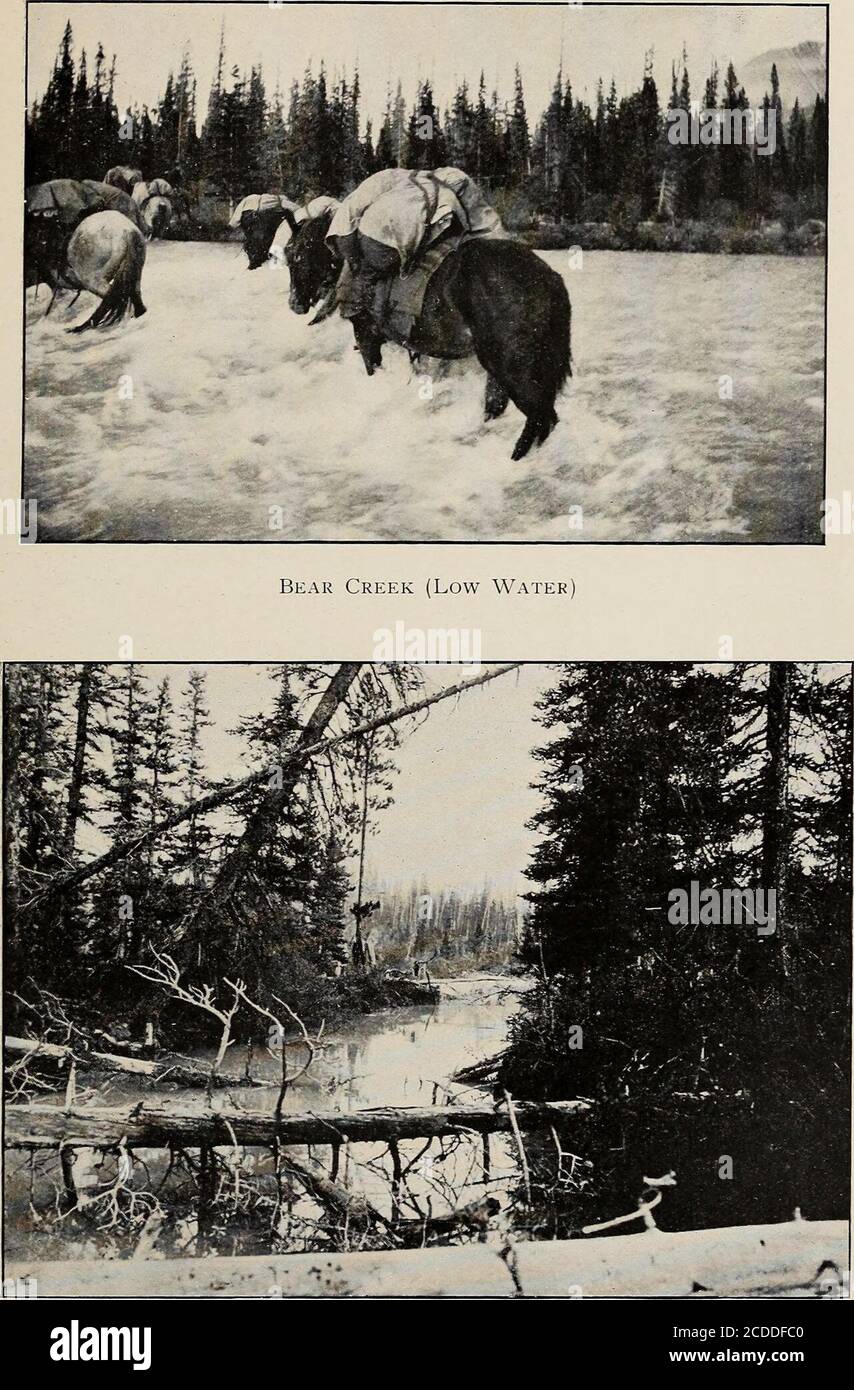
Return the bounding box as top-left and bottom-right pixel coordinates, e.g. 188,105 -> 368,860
18,662 -> 523,917
185,662 -> 364,929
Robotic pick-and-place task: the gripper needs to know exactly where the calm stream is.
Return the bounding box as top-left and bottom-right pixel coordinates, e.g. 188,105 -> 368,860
7,976 -> 529,1259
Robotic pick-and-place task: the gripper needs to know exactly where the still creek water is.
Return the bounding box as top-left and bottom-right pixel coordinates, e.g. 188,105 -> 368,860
7,977 -> 528,1260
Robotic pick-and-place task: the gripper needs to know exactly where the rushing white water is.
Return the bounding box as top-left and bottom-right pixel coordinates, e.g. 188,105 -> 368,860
24,243 -> 824,542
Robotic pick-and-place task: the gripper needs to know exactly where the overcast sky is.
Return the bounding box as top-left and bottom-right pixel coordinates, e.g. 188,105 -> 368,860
28,3 -> 826,130
51,659 -> 848,897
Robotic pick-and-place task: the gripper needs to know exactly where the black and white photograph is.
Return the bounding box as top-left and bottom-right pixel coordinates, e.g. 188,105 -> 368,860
3,661 -> 850,1298
23,2 -> 828,543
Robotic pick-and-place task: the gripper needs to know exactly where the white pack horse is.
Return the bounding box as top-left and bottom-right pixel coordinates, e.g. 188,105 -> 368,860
104,165 -> 144,196
133,178 -> 174,238
54,210 -> 147,332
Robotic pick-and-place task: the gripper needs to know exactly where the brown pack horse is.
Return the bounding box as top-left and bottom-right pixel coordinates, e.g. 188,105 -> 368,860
242,203 -> 572,461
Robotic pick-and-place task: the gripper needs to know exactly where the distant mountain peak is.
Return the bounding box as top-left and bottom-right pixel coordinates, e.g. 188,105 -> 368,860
740,39 -> 826,110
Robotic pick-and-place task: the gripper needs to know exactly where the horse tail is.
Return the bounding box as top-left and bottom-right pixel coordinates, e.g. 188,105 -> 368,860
71,231 -> 146,332
549,277 -> 572,393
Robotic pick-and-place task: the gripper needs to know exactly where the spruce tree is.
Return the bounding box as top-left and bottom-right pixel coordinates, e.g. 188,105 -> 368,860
508,66 -> 531,179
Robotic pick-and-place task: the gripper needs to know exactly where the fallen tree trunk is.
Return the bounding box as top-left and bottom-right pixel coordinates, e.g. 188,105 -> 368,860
279,1150 -> 387,1232
510,1217 -> 848,1299
453,1052 -> 504,1086
382,977 -> 440,1005
4,1036 -> 271,1091
5,1097 -> 592,1151
7,1219 -> 846,1299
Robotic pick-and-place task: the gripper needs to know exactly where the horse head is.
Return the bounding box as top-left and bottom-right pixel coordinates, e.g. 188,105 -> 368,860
283,208 -> 337,315
144,196 -> 172,239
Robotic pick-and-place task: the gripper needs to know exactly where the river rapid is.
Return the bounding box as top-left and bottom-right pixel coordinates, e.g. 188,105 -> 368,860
24,243 -> 824,542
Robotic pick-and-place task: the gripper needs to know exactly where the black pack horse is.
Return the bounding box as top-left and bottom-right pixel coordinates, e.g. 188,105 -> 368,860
244,204 -> 572,461
240,201 -> 292,270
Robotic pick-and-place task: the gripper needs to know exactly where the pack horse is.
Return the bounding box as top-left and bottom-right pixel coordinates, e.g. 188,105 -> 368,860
237,170 -> 572,461
25,181 -> 148,331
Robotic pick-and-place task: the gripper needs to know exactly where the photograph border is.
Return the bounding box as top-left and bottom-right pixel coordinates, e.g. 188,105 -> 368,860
2,655 -> 851,1299
19,0 -> 831,546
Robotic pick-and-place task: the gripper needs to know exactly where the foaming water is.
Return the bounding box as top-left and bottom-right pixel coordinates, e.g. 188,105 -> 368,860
25,244 -> 824,541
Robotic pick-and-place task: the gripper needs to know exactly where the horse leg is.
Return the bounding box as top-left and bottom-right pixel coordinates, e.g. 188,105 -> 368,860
503,311 -> 567,458
482,358 -> 559,460
69,279 -> 112,331
350,313 -> 383,375
508,415 -> 547,461
510,402 -> 559,462
470,345 -> 556,459
484,374 -> 509,421
472,344 -> 559,460
132,274 -> 147,317
47,277 -> 82,317
130,249 -> 147,317
348,237 -> 398,375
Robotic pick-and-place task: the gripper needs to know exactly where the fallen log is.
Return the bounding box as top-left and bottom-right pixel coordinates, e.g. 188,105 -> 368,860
7,1219 -> 845,1299
452,1052 -> 504,1086
511,1217 -> 849,1299
4,1036 -> 270,1091
279,1150 -> 387,1232
382,977 -> 441,1005
7,1244 -> 514,1299
5,1097 -> 592,1151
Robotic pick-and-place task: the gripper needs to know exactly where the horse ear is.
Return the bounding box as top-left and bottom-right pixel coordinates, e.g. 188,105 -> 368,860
282,208 -> 299,235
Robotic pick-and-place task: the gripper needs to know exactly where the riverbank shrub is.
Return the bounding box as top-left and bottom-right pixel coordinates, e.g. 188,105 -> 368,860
519,218 -> 824,255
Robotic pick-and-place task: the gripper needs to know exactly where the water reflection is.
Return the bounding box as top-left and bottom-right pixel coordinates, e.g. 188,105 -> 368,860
6,978 -> 529,1256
